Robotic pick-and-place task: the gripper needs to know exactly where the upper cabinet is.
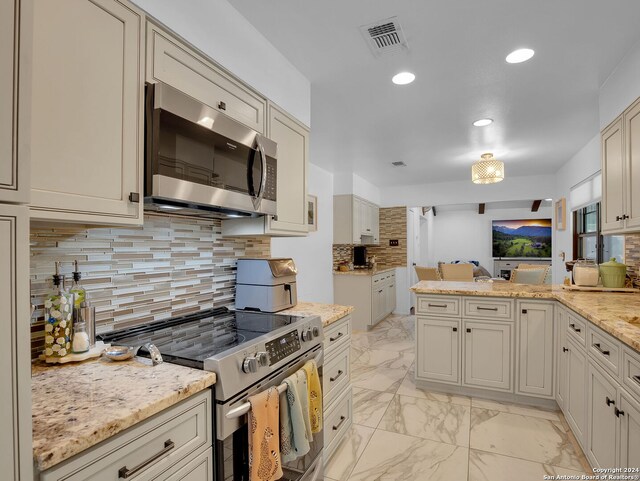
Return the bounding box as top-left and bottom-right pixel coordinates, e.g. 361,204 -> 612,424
602,97 -> 640,233
221,102 -> 309,237
333,195 -> 379,245
29,0 -> 144,225
146,22 -> 266,134
0,0 -> 29,204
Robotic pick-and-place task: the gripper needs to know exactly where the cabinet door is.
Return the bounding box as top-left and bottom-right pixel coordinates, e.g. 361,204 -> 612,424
30,0 -> 143,224
587,361 -> 619,469
625,98 -> 640,230
0,204 -> 32,481
518,302 -> 554,397
602,116 -> 626,232
619,392 -> 640,469
371,286 -> 385,324
265,103 -> 309,235
565,339 -> 588,447
556,307 -> 569,410
372,204 -> 380,244
416,317 -> 460,384
0,0 -> 29,204
352,197 -> 362,244
463,320 -> 512,391
387,281 -> 396,314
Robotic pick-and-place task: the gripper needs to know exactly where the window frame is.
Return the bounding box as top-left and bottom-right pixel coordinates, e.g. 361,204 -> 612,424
572,202 -> 603,262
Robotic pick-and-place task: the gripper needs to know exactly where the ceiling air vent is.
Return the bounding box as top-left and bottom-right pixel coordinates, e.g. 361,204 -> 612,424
392,161 -> 407,167
360,17 -> 408,57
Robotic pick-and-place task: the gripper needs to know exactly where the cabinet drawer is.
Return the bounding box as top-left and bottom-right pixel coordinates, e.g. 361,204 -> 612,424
147,24 -> 266,133
622,347 -> 640,399
323,345 -> 350,406
417,296 -> 461,317
463,298 -> 513,320
567,314 -> 587,346
323,387 -> 352,452
587,326 -> 622,378
41,390 -> 212,481
324,316 -> 351,355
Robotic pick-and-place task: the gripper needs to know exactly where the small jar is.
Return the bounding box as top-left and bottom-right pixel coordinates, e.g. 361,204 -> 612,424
72,321 -> 90,353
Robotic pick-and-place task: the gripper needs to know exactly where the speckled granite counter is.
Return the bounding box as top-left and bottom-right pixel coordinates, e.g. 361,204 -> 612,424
32,357 -> 216,472
279,301 -> 354,327
333,266 -> 396,276
411,281 -> 640,352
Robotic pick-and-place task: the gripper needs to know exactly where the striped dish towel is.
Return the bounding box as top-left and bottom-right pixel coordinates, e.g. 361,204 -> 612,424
279,372 -> 311,462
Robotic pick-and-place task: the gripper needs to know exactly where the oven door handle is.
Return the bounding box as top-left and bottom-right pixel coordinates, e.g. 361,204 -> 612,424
225,350 -> 323,420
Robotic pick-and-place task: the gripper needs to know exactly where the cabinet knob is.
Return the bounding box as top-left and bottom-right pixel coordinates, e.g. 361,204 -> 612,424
218,101 -> 226,110
562,347 -> 569,353
605,396 -> 615,406
466,328 -> 471,333
452,327 -> 457,332
615,408 -> 625,417
616,215 -> 622,221
521,309 -> 528,314
128,192 -> 140,203
622,214 -> 629,220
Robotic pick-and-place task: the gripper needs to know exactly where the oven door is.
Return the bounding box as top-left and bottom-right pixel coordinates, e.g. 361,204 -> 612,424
145,82 -> 277,216
216,345 -> 323,481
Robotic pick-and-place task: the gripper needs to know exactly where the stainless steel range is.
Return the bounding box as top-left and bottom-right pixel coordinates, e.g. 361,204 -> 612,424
99,307 -> 324,481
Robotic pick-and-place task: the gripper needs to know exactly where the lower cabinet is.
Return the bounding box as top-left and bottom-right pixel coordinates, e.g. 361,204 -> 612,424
587,360 -> 619,468
416,317 -> 460,384
565,337 -> 588,448
517,302 -> 554,397
334,271 -> 395,330
619,392 -> 640,468
463,320 -> 512,391
556,306 -> 569,410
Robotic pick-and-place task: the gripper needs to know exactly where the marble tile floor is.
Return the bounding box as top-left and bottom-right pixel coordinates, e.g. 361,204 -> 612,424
324,314 -> 592,481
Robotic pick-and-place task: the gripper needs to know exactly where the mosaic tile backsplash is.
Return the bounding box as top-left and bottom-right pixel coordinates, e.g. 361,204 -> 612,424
29,214 -> 270,358
625,233 -> 640,277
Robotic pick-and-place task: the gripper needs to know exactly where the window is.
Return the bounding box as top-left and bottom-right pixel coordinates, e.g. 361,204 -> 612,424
573,202 -> 624,263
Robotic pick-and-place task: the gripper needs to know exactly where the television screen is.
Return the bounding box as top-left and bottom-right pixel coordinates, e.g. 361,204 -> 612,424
492,219 -> 552,258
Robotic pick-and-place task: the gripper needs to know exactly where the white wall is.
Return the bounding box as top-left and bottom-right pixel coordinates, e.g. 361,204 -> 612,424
427,206 -> 553,276
271,163 -> 334,303
333,173 -> 381,205
600,38 -> 640,129
131,0 -> 311,126
380,174 -> 556,208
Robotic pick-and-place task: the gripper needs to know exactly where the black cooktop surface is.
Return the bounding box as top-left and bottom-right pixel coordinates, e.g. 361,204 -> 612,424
97,308 -> 305,368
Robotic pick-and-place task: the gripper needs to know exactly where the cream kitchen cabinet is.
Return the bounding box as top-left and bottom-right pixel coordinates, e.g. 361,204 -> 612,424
0,204 -> 32,481
587,360 -> 619,469
0,0 -> 30,204
517,302 -> 554,398
556,305 -> 569,410
146,22 -> 266,134
463,320 -> 513,392
565,336 -> 588,449
416,317 -> 460,384
334,270 -> 395,330
619,392 -> 640,468
29,0 -> 144,225
333,195 -> 380,245
602,96 -> 640,233
222,102 -> 309,236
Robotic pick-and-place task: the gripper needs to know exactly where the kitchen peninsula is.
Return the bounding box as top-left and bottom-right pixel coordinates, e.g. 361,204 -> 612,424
410,280 -> 640,469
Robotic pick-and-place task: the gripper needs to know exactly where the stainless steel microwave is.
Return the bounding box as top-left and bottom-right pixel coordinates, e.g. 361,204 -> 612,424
144,82 -> 277,219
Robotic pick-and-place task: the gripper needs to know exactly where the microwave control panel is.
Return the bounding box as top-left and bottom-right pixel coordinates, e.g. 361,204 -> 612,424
265,329 -> 300,365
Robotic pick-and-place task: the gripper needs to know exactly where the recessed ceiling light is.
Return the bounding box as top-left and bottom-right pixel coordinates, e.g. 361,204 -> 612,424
473,118 -> 493,127
392,72 -> 415,85
506,48 -> 535,64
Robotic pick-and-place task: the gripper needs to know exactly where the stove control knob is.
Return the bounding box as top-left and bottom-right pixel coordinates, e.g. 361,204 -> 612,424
256,351 -> 270,367
312,327 -> 320,338
242,356 -> 259,373
301,329 -> 312,342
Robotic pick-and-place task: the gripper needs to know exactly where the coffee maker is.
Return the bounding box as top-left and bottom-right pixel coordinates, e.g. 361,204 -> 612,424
353,246 -> 367,269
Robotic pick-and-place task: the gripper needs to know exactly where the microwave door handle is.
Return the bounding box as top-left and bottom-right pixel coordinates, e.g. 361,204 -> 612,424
255,138 -> 267,206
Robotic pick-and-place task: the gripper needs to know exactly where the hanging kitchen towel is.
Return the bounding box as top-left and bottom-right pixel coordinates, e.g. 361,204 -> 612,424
248,387 -> 283,481
302,360 -> 323,433
279,373 -> 311,462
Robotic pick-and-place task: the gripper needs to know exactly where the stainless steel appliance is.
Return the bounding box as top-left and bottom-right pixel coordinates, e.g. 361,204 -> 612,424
98,307 -> 324,481
144,82 -> 278,219
235,258 -> 298,312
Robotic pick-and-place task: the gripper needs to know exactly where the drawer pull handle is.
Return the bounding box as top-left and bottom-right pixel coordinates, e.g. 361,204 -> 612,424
118,439 -> 175,478
633,375 -> 640,385
593,343 -> 610,356
615,408 -> 625,418
606,397 -> 615,406
477,306 -> 498,311
329,332 -> 344,342
428,303 -> 447,308
330,370 -> 344,382
466,328 -> 471,333
452,327 -> 457,332
332,415 -> 346,431
562,347 -> 569,353
569,323 -> 581,333
218,101 -> 226,110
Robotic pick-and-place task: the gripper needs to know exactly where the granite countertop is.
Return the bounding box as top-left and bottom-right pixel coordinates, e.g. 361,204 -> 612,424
32,357 -> 216,472
333,266 -> 396,276
411,281 -> 640,352
279,301 -> 355,327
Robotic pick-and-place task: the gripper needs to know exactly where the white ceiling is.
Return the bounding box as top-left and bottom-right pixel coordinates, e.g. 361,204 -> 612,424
228,0 -> 640,187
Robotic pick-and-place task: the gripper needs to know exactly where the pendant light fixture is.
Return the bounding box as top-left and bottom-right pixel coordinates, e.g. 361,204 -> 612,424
471,153 -> 505,184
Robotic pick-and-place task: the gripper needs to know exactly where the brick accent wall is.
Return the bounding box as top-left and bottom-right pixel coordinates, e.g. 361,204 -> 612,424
29,214 -> 270,358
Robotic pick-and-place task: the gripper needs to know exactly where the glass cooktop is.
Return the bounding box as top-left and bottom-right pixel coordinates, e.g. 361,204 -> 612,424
97,308 -> 305,369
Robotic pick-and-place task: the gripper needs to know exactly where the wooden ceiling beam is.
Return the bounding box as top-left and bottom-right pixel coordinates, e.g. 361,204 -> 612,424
531,199 -> 542,212
478,203 -> 485,214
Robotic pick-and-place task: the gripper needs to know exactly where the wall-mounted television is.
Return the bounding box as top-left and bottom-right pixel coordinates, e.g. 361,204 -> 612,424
492,219 -> 552,258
